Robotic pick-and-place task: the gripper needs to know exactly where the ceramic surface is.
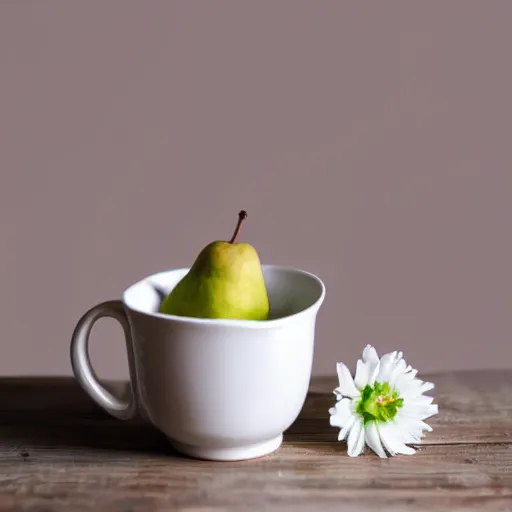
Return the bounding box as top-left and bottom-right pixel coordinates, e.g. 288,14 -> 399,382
70,265 -> 325,461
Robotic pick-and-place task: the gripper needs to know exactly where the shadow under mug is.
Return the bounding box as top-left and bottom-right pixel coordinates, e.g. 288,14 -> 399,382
70,265 -> 326,461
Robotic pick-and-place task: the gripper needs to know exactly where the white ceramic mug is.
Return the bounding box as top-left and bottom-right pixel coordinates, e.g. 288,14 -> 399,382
70,265 -> 325,461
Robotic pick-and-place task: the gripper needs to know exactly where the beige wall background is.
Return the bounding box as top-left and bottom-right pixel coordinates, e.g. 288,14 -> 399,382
1,1 -> 511,380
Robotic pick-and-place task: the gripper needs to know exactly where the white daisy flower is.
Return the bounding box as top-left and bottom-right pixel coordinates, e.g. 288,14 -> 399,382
329,345 -> 438,458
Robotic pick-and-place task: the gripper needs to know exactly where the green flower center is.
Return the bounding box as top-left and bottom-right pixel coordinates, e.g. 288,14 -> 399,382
356,381 -> 404,424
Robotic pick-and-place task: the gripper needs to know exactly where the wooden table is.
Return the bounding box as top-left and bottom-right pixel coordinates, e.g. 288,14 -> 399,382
0,370 -> 511,511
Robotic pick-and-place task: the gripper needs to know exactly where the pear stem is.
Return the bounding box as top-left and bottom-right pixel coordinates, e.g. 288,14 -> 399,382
229,210 -> 248,244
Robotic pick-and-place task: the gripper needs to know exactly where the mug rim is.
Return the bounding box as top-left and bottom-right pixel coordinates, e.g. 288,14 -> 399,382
122,264 -> 326,329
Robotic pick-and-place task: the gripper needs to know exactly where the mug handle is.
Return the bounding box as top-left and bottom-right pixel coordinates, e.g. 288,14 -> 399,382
70,300 -> 138,420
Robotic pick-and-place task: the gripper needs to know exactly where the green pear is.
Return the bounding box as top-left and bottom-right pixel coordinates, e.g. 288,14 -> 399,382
159,210 -> 270,320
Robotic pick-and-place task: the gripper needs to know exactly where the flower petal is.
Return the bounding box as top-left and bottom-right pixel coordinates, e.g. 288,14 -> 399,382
329,398 -> 354,428
419,381 -> 435,394
376,423 -> 396,456
388,358 -> 407,386
376,351 -> 400,383
338,414 -> 357,441
365,421 -> 387,458
369,361 -> 381,386
354,360 -> 369,390
363,344 -> 380,365
335,362 -> 360,398
347,418 -> 365,457
395,417 -> 434,443
378,423 -> 416,456
399,402 -> 439,421
407,395 -> 435,407
394,369 -> 419,394
354,345 -> 380,389
397,379 -> 434,400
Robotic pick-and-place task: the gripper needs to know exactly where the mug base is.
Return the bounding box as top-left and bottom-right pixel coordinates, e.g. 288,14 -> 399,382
170,434 -> 283,462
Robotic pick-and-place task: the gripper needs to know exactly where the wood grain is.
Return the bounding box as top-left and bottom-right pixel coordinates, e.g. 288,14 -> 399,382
0,443 -> 511,512
292,369 -> 512,445
0,370 -> 511,511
